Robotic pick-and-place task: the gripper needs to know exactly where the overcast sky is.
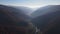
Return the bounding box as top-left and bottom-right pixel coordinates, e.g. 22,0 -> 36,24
0,0 -> 60,8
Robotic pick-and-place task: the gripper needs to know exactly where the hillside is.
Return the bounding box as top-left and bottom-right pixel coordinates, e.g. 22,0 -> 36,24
0,5 -> 32,21
31,5 -> 60,30
31,5 -> 60,18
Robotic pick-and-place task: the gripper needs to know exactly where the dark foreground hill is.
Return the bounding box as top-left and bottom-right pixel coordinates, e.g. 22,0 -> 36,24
31,5 -> 60,31
0,5 -> 32,21
0,5 -> 40,34
0,5 -> 31,22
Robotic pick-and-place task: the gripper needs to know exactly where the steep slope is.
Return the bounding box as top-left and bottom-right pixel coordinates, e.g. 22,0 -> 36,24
0,5 -> 31,21
31,5 -> 60,18
31,5 -> 60,30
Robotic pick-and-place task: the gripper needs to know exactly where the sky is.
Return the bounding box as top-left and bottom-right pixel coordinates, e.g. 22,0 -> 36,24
0,0 -> 60,8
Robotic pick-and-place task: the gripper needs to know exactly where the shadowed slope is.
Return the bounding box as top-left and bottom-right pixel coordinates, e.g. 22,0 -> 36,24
0,5 -> 35,34
31,5 -> 60,32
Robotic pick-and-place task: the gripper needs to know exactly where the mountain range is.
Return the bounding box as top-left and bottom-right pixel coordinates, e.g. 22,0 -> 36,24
31,5 -> 60,30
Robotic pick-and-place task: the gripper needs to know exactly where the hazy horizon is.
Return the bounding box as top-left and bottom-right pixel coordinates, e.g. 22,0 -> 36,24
0,0 -> 60,8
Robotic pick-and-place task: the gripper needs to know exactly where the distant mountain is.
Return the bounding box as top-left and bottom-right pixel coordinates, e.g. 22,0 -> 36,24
11,6 -> 34,16
31,5 -> 60,18
31,5 -> 60,30
0,5 -> 32,21
12,6 -> 35,20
